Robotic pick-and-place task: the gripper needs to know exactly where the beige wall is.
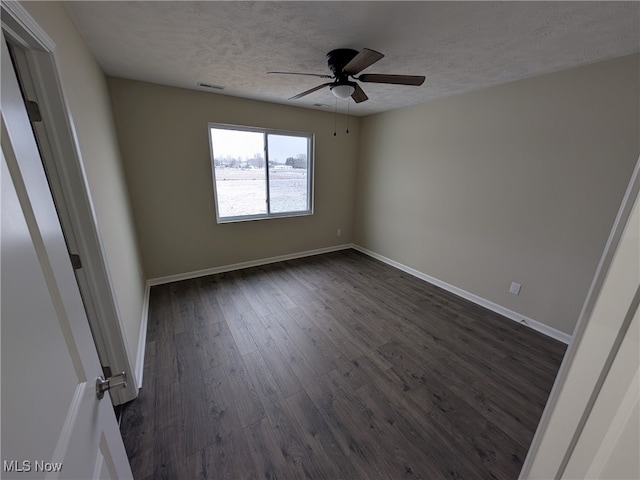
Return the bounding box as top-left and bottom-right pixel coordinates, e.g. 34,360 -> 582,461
355,54 -> 639,335
22,2 -> 146,372
107,78 -> 359,280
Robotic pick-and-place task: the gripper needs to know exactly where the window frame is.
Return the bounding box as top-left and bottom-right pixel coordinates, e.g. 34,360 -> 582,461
208,123 -> 315,223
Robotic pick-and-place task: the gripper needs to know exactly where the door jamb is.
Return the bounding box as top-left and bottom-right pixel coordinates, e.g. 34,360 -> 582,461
1,1 -> 138,404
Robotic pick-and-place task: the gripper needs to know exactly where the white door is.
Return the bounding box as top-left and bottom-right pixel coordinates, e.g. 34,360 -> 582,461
562,193 -> 640,479
1,35 -> 133,479
521,157 -> 640,479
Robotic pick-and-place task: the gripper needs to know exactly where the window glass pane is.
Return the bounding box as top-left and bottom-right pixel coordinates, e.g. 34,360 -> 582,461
209,124 -> 313,223
211,128 -> 266,218
267,134 -> 309,214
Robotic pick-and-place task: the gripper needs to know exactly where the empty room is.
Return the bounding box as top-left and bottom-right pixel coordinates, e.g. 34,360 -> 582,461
1,1 -> 638,479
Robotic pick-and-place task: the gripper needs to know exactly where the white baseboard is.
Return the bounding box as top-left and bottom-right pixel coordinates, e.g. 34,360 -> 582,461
141,242 -> 570,358
147,243 -> 354,286
136,244 -> 351,390
352,245 -> 572,345
134,282 -> 151,390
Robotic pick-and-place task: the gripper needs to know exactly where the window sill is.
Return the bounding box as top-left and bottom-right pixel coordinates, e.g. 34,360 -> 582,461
216,210 -> 313,224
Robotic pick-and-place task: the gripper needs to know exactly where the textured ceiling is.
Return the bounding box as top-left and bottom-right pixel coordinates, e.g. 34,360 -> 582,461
64,1 -> 639,116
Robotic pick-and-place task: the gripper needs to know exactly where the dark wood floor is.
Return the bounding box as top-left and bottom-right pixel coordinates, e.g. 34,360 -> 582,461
120,249 -> 566,479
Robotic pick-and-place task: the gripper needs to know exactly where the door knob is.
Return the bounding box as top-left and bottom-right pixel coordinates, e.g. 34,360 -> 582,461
96,371 -> 127,400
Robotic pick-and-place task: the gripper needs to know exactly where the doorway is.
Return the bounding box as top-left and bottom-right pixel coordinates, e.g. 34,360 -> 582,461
1,4 -> 137,405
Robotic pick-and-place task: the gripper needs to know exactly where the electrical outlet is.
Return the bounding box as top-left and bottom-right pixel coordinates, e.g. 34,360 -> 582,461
509,282 -> 522,295
337,229 -> 342,237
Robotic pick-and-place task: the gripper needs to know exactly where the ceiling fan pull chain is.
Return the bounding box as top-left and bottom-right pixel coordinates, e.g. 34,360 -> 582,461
346,98 -> 350,134
333,97 -> 338,136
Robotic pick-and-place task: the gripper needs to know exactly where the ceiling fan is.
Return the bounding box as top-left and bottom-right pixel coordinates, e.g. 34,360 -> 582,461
268,48 -> 425,104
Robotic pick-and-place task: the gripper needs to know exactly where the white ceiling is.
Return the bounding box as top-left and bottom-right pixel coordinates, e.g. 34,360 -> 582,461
64,1 -> 639,116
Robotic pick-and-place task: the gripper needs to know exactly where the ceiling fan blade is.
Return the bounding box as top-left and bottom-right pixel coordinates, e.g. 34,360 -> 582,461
268,71 -> 333,79
343,48 -> 384,76
351,83 -> 368,103
289,82 -> 333,100
357,74 -> 425,86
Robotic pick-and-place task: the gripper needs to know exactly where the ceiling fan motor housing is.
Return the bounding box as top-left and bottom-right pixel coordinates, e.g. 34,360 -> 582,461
326,48 -> 359,79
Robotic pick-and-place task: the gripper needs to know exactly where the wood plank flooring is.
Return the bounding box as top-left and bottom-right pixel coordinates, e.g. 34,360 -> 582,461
120,249 -> 566,479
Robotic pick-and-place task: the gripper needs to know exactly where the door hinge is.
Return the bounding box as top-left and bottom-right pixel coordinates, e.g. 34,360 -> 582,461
70,253 -> 82,270
26,100 -> 42,122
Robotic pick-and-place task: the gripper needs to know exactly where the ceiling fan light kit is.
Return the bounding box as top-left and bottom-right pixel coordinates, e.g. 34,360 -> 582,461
330,83 -> 356,99
268,47 -> 425,105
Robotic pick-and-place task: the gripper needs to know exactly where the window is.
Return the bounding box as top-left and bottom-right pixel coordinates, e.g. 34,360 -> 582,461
209,124 -> 314,223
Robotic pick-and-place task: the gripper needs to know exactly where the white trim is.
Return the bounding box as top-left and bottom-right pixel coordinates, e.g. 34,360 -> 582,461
134,283 -> 150,390
148,244 -> 353,286
209,123 -> 315,224
2,3 -> 137,405
1,0 -> 55,51
352,244 -> 572,345
146,240 -> 571,344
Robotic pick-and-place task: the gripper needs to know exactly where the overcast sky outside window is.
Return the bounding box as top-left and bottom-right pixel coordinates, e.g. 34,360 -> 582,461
211,128 -> 307,164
